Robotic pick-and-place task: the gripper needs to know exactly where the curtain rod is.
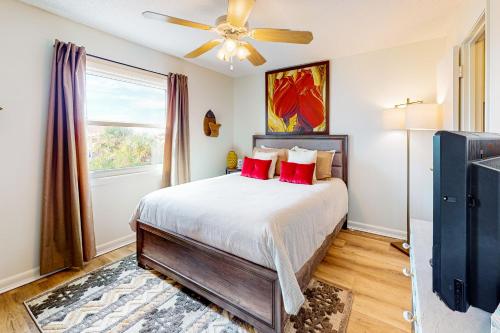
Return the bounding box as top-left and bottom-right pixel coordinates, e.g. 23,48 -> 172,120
52,41 -> 169,77
87,54 -> 169,78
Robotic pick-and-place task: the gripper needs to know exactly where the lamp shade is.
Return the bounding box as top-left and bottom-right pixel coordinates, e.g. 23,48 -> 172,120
405,103 -> 442,130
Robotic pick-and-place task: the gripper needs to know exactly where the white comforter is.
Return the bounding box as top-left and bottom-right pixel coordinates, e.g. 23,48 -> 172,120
129,173 -> 348,314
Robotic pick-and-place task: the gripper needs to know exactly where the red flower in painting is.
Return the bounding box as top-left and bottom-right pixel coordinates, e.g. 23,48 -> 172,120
296,70 -> 325,129
273,76 -> 298,121
272,69 -> 325,131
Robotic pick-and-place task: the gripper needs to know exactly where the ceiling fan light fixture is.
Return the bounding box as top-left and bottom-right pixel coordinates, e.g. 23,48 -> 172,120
216,47 -> 232,63
222,38 -> 238,55
216,48 -> 225,61
236,45 -> 250,60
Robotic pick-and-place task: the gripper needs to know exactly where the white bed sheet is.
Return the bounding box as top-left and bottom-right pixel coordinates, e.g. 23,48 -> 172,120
129,173 -> 348,314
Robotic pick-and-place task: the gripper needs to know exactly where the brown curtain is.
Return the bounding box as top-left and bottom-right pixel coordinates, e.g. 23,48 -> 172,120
40,40 -> 96,275
162,73 -> 190,187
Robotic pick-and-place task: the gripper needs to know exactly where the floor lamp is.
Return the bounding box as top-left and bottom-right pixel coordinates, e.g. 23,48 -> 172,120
390,99 -> 442,256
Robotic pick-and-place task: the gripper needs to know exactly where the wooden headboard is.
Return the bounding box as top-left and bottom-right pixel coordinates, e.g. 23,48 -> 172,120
253,135 -> 349,186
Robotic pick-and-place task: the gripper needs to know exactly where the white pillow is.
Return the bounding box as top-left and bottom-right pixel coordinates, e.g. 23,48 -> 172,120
290,146 -> 322,152
292,146 -> 336,177
253,151 -> 278,179
287,148 -> 318,180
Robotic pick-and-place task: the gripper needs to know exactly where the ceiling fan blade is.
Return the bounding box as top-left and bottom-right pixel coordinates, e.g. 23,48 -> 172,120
143,11 -> 212,30
250,28 -> 313,44
241,42 -> 266,66
185,40 -> 222,58
227,0 -> 255,27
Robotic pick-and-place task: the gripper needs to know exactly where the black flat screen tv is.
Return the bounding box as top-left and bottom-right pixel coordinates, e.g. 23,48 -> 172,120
433,131 -> 500,313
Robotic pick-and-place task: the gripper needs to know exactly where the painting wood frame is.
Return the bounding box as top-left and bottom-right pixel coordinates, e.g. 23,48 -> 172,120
265,60 -> 330,135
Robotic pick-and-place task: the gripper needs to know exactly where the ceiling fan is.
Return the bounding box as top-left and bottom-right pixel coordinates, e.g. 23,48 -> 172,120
143,0 -> 313,69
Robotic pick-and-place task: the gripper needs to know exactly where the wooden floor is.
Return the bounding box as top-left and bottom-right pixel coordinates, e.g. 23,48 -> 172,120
0,230 -> 411,333
315,230 -> 412,333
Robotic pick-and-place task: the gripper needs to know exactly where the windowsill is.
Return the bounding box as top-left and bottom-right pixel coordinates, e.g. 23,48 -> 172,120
90,165 -> 162,179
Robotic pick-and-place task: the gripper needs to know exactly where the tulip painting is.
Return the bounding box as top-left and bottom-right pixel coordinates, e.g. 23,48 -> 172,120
266,61 -> 329,134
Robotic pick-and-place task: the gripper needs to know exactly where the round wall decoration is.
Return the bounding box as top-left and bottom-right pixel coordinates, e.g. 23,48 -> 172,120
203,110 -> 221,137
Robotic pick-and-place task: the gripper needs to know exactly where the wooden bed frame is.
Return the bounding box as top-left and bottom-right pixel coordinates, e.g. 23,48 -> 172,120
136,135 -> 348,333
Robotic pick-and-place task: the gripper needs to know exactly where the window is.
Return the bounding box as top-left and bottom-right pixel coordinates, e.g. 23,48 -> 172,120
86,59 -> 167,176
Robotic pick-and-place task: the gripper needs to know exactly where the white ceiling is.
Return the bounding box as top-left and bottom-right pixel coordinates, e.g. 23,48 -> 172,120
20,0 -> 460,77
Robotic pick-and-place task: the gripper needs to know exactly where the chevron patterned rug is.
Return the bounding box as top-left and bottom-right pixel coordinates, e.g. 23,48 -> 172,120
25,255 -> 352,333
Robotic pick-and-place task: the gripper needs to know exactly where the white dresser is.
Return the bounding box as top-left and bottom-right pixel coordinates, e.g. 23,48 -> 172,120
407,219 -> 492,333
493,305 -> 500,333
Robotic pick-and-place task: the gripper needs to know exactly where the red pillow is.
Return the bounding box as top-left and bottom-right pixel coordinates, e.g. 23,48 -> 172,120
279,161 -> 316,185
241,157 -> 272,180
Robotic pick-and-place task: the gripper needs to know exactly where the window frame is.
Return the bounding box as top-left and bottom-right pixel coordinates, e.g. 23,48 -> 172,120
86,58 -> 168,178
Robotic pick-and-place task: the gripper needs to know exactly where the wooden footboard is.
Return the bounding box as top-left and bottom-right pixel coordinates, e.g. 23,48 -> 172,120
137,221 -> 283,332
136,216 -> 347,333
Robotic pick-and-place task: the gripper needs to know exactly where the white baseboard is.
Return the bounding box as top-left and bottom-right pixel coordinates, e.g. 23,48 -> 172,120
348,220 -> 407,240
0,233 -> 136,295
0,267 -> 46,295
96,233 -> 136,256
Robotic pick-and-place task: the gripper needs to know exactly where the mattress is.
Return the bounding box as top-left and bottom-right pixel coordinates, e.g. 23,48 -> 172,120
130,173 -> 348,314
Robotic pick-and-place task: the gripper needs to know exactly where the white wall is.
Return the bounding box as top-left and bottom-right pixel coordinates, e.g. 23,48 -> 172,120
233,39 -> 445,237
436,46 -> 456,130
0,0 -> 233,290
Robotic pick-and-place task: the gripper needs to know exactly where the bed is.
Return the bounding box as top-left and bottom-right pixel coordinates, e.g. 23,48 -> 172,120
131,135 -> 348,333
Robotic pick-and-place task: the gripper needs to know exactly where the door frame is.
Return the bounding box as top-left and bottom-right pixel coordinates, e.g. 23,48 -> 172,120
459,12 -> 487,131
